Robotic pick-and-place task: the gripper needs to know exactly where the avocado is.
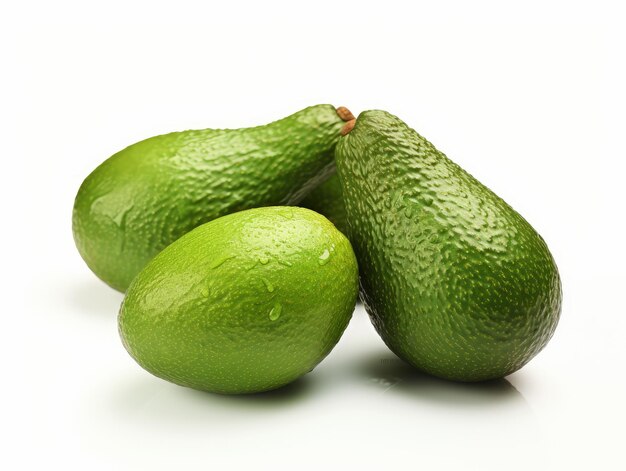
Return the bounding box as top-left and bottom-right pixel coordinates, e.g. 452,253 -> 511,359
299,174 -> 348,234
335,110 -> 562,381
118,206 -> 359,394
73,105 -> 351,292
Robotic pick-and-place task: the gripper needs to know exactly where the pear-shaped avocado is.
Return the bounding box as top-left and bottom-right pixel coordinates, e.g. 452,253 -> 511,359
335,110 -> 562,381
73,105 -> 351,291
299,174 -> 348,235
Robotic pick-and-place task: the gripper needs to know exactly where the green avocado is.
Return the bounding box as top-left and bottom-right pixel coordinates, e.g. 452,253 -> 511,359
119,206 -> 359,394
336,110 -> 562,381
299,174 -> 348,234
73,105 -> 350,292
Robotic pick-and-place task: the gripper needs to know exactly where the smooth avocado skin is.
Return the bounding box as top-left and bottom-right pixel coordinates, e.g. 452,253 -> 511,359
336,110 -> 562,382
73,105 -> 347,292
299,173 -> 348,235
118,207 -> 359,394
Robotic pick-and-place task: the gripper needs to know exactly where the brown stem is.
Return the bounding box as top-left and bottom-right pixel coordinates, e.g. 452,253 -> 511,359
340,119 -> 356,136
336,106 -> 355,122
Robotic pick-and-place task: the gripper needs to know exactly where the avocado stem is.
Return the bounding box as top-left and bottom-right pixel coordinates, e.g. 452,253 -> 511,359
341,119 -> 356,136
336,106 -> 355,122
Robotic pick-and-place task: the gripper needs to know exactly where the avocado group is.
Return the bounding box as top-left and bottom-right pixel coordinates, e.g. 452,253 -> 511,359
74,101 -> 563,390
73,105 -> 349,292
119,207 -> 358,394
335,110 -> 561,381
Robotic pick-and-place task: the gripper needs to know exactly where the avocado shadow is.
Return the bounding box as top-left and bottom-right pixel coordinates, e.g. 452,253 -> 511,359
109,373 -> 317,426
181,375 -> 315,409
358,350 -> 527,408
66,277 -> 124,317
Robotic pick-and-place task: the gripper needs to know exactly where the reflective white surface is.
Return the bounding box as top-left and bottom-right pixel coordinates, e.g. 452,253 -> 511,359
3,2 -> 625,469
13,276 -> 626,470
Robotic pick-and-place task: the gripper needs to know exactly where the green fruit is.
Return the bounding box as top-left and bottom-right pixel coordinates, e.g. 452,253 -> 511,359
299,174 -> 348,234
118,206 -> 359,394
73,105 -> 351,292
336,110 -> 562,381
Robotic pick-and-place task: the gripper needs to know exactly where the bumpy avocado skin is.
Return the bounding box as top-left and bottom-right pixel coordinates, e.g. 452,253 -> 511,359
73,105 -> 345,292
336,110 -> 562,381
299,174 -> 348,235
119,207 -> 359,394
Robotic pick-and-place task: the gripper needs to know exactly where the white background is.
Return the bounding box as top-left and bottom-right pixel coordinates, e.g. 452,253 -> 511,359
3,1 -> 626,469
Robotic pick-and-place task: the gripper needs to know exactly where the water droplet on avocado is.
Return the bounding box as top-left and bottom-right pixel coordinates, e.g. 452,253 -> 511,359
269,303 -> 282,321
262,277 -> 274,293
211,255 -> 234,269
259,256 -> 270,265
201,287 -> 210,297
318,249 -> 331,265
